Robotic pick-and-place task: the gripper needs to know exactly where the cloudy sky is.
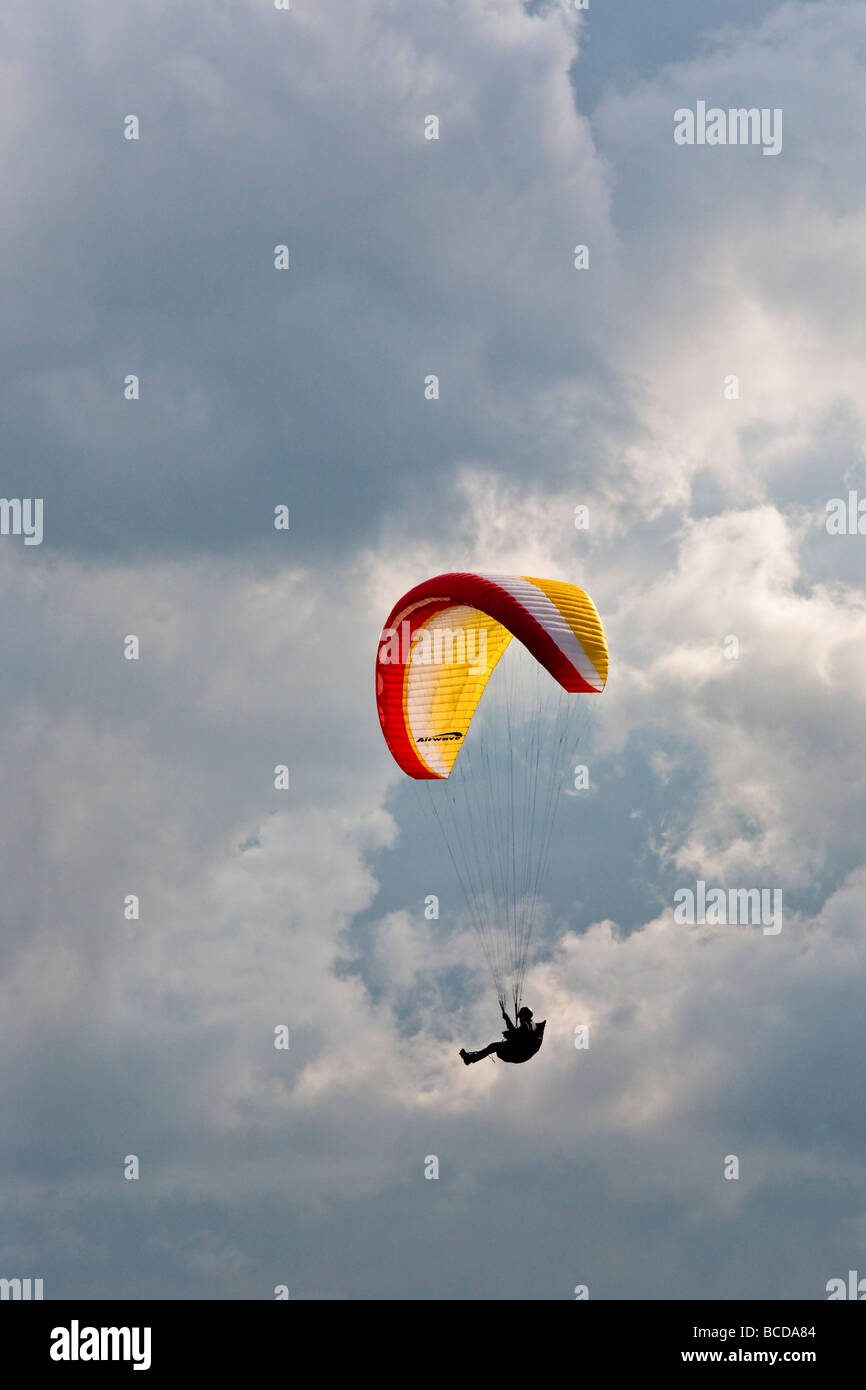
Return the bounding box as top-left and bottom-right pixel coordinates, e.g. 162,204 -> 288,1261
3,0 -> 865,1300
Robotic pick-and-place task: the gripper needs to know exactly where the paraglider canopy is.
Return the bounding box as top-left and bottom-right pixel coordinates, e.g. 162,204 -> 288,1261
376,572 -> 607,778
375,571 -> 609,1014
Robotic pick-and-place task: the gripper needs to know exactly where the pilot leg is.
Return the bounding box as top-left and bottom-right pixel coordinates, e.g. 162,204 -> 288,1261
460,1042 -> 501,1064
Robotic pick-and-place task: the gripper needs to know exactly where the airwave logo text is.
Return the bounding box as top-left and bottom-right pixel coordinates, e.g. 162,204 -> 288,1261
50,1321 -> 152,1371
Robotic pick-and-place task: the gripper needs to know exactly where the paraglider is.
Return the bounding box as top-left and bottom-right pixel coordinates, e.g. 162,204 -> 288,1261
460,1005 -> 546,1066
375,571 -> 609,1062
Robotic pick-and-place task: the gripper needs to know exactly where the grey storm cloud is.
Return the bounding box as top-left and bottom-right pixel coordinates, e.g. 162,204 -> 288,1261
2,0 -> 866,1301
